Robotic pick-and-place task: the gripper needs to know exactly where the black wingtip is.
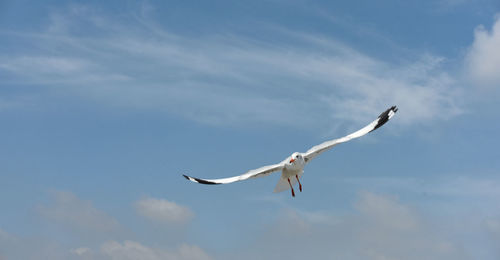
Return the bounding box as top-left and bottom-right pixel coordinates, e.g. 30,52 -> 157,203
371,105 -> 397,132
182,174 -> 219,185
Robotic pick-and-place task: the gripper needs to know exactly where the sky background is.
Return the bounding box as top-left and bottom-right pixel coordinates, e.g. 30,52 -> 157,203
1,0 -> 500,259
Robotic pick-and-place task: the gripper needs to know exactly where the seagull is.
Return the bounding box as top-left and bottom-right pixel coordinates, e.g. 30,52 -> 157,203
183,106 -> 398,197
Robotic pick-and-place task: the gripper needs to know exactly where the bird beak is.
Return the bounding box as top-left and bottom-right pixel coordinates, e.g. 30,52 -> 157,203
289,158 -> 295,163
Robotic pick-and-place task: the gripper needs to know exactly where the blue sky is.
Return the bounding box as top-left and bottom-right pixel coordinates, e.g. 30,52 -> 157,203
1,0 -> 500,259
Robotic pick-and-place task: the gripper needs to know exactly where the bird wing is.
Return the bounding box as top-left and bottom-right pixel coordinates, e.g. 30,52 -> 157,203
304,106 -> 398,162
183,163 -> 285,185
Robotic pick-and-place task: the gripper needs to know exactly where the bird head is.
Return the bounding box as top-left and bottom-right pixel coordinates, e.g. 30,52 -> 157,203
289,152 -> 302,164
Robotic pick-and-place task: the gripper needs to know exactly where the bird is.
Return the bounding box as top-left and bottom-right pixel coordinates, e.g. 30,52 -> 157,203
183,106 -> 398,197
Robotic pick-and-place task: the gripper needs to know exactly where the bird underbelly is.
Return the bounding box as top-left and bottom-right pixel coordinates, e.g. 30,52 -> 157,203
282,168 -> 303,178
274,168 -> 305,193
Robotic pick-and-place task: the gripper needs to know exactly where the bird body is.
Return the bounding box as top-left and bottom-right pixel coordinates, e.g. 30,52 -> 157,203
183,106 -> 398,197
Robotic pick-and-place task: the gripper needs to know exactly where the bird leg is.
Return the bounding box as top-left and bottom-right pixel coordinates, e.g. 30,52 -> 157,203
296,175 -> 302,192
287,178 -> 295,197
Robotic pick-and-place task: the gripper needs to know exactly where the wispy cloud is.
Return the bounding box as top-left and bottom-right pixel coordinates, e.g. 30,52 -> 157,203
38,191 -> 121,233
101,241 -> 212,260
0,4 -> 463,129
135,197 -> 193,224
335,175 -> 500,198
241,192 -> 466,260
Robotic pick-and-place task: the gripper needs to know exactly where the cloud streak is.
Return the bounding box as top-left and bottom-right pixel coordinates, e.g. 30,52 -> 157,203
0,5 -> 463,129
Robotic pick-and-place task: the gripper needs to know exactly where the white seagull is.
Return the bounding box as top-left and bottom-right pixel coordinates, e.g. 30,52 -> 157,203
183,106 -> 398,197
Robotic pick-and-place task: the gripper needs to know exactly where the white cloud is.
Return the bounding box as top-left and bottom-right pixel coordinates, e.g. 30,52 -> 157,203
0,193 -> 206,260
0,232 -> 211,260
241,192 -> 466,260
354,191 -> 419,230
71,247 -> 92,256
254,175 -> 500,259
0,5 -> 463,130
135,197 -> 193,224
346,192 -> 462,260
70,247 -> 94,260
101,240 -> 211,260
466,14 -> 500,88
38,191 -> 121,233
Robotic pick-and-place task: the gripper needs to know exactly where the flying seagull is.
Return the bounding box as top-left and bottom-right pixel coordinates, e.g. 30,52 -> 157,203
183,106 -> 398,197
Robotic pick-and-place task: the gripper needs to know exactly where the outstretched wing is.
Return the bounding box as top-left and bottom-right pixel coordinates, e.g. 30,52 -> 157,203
183,163 -> 285,185
304,106 -> 398,162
